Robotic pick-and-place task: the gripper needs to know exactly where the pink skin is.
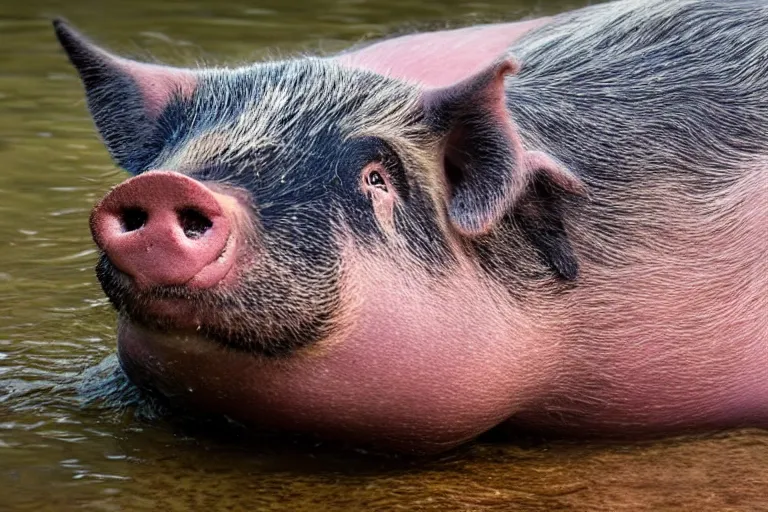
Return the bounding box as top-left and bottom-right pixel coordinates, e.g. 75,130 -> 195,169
90,171 -> 239,290
523,173 -> 768,433
116,58 -> 197,117
336,19 -> 552,87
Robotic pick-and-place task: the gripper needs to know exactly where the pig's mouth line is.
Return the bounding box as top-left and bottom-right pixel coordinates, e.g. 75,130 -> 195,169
204,231 -> 236,270
173,230 -> 238,288
112,287 -> 338,358
119,312 -> 329,360
215,233 -> 234,262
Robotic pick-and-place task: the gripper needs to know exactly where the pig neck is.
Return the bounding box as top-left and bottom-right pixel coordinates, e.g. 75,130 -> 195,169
336,18 -> 552,88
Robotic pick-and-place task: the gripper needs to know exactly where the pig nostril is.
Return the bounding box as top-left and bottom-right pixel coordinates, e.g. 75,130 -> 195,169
178,208 -> 213,239
120,208 -> 148,233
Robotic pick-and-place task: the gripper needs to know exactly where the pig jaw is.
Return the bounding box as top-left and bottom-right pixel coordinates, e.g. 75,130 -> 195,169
114,248 -> 560,452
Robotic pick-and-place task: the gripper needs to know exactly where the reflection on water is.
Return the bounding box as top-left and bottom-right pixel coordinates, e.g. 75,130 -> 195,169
1,0 -> 766,509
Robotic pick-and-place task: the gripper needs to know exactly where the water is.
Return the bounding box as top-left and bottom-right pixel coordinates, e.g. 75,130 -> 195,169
1,0 -> 767,509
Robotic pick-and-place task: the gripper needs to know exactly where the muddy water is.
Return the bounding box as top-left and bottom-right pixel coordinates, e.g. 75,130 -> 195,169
1,0 -> 767,510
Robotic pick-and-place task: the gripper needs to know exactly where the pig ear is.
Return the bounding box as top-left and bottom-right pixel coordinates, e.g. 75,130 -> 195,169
53,19 -> 198,174
423,59 -> 586,279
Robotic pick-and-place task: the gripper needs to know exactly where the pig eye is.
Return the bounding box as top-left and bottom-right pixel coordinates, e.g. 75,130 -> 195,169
355,137 -> 408,199
365,170 -> 388,191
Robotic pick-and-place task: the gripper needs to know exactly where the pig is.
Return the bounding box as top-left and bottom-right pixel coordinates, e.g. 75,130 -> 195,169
53,0 -> 768,454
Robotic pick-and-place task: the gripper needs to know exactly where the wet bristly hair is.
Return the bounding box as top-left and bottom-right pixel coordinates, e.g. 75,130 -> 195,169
505,0 -> 768,273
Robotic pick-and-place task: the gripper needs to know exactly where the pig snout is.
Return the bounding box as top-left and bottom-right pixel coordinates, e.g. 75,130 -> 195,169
89,171 -> 240,290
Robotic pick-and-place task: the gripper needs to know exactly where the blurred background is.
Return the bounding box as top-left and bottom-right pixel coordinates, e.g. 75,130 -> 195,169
2,0 -> 767,510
